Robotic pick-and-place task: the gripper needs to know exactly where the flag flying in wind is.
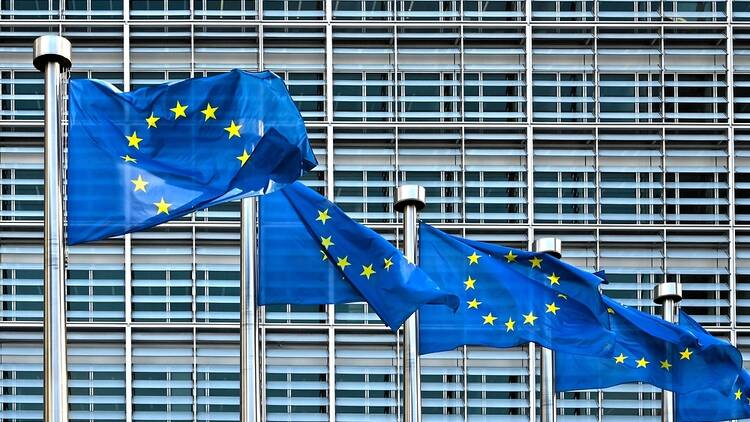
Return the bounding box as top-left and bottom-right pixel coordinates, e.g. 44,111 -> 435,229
67,69 -> 316,245
555,298 -> 743,395
418,223 -> 614,356
678,370 -> 750,422
258,182 -> 459,331
675,309 -> 750,422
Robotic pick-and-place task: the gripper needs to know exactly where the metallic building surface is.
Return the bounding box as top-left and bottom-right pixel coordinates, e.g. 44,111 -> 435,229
0,1 -> 748,420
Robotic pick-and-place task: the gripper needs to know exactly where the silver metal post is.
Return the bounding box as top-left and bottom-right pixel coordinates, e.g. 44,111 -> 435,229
33,34 -> 72,422
395,185 -> 426,422
240,197 -> 262,422
653,282 -> 682,422
533,237 -> 562,422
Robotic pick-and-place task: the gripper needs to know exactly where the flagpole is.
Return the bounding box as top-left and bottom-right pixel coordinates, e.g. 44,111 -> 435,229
33,34 -> 72,422
395,185 -> 426,422
653,282 -> 682,422
240,197 -> 262,422
533,237 -> 562,422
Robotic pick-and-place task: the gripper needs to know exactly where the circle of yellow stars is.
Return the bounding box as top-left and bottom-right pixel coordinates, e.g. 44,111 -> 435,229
465,249 -> 564,334
121,99 -> 252,216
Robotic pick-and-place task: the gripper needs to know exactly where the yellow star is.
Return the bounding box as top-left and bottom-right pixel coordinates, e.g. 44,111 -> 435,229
504,250 -> 517,263
547,273 -> 560,285
126,131 -> 143,149
529,256 -> 543,269
320,250 -> 327,261
316,209 -> 331,224
145,113 -> 160,128
384,257 -> 393,271
504,317 -> 516,332
170,101 -> 188,119
321,236 -> 334,249
660,360 -> 672,371
200,103 -> 218,121
467,298 -> 481,309
557,293 -> 568,300
360,264 -> 376,280
337,256 -> 351,270
468,252 -> 481,265
523,312 -> 538,325
121,154 -> 137,164
636,357 -> 650,368
614,353 -> 627,364
131,175 -> 149,192
680,347 -> 693,360
464,276 -> 476,290
224,120 -> 242,139
482,313 -> 497,325
607,307 -> 615,314
545,302 -> 560,315
236,149 -> 251,167
153,197 -> 171,215
736,389 -> 743,400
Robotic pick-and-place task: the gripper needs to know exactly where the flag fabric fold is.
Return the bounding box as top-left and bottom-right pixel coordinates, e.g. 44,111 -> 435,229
258,182 -> 459,331
417,223 -> 614,356
555,297 -> 742,396
678,370 -> 750,422
67,69 -> 316,245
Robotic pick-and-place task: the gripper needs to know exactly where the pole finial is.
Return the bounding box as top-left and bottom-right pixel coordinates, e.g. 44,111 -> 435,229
33,35 -> 72,72
653,282 -> 682,304
533,237 -> 562,259
395,185 -> 426,213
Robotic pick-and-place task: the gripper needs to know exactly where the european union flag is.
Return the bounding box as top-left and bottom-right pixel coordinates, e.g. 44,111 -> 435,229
418,223 -> 614,356
555,298 -> 743,394
258,182 -> 459,331
678,370 -> 750,422
67,69 -> 316,245
677,311 -> 750,421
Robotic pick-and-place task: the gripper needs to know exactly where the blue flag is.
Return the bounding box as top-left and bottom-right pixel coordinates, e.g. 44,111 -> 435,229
678,371 -> 750,422
67,69 -> 316,245
258,182 -> 459,331
418,223 -> 614,356
555,298 -> 743,394
676,310 -> 750,422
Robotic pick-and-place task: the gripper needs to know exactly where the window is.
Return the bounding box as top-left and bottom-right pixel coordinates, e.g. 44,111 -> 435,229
464,27 -> 526,122
68,330 -> 126,422
463,0 -> 525,20
263,0 -> 324,19
333,28 -> 395,122
533,131 -> 596,224
397,28 -> 461,122
333,0 -> 392,19
398,129 -> 462,223
532,29 -> 595,122
131,231 -> 193,322
67,243 -> 126,322
266,331 -> 329,420
464,129 -> 528,223
132,330 -> 194,422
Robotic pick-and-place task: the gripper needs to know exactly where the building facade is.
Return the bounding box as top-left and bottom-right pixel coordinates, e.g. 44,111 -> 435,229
0,0 -> 748,420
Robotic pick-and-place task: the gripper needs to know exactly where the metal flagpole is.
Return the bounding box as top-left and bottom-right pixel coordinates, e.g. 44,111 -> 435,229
240,197 -> 262,422
395,185 -> 426,422
533,237 -> 562,422
653,282 -> 682,422
33,34 -> 72,422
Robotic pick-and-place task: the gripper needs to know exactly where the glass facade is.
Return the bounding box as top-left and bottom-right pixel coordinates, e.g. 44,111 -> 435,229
0,0 -> 748,420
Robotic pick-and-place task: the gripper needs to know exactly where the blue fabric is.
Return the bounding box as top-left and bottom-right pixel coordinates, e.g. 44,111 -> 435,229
67,69 -> 316,245
676,311 -> 750,422
678,370 -> 750,422
258,182 -> 459,331
555,298 -> 743,395
418,223 -> 614,356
